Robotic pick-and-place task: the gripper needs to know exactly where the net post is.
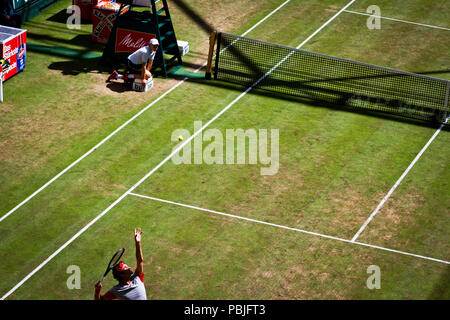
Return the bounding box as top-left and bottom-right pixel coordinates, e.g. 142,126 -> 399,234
213,32 -> 222,80
444,81 -> 450,122
205,31 -> 217,80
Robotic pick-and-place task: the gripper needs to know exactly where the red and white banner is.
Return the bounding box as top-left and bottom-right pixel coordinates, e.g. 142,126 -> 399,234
92,1 -> 129,44
0,26 -> 27,81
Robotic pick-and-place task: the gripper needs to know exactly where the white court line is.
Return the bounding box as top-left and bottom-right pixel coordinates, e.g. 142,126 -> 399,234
344,10 -> 450,31
0,0 -> 292,224
296,0 -> 355,49
0,77 -> 186,223
241,0 -> 292,37
0,0 -> 355,300
351,117 -> 450,242
129,192 -> 450,265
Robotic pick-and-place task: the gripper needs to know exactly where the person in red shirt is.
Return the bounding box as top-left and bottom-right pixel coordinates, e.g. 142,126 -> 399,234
94,228 -> 147,300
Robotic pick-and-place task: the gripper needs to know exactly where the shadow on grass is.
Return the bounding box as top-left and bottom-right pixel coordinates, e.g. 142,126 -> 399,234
169,72 -> 450,131
45,8 -> 93,25
416,70 -> 450,79
27,31 -> 105,52
106,81 -> 134,93
428,266 -> 450,299
47,57 -> 111,75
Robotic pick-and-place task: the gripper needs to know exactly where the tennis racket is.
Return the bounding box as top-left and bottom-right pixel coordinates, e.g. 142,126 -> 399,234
99,248 -> 125,283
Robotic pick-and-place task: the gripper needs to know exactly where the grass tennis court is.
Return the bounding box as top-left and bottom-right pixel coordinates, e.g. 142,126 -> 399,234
0,0 -> 448,300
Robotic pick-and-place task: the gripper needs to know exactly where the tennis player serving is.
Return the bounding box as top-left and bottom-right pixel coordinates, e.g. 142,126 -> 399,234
94,228 -> 147,300
107,38 -> 159,84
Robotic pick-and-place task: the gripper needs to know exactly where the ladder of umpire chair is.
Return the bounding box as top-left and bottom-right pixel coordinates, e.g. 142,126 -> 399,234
106,0 -> 183,78
150,0 -> 183,77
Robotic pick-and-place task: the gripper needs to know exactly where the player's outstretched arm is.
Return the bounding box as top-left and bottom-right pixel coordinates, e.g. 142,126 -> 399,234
135,228 -> 144,274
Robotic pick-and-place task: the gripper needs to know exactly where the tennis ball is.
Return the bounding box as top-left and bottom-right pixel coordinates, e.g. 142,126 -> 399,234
178,136 -> 183,141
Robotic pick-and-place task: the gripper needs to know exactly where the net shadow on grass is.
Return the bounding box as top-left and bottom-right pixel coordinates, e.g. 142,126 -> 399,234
172,73 -> 449,131
218,68 -> 447,121
416,70 -> 450,79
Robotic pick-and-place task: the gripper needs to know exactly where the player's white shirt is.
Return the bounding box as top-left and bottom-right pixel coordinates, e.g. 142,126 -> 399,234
109,273 -> 147,300
128,46 -> 156,65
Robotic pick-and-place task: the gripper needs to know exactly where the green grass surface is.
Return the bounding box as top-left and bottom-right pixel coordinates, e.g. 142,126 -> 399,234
0,0 -> 448,299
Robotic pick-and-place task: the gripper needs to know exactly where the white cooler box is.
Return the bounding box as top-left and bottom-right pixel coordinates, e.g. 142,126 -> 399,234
177,40 -> 189,56
132,78 -> 153,92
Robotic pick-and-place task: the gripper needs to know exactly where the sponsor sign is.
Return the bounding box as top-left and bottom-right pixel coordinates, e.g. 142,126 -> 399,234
115,28 -> 155,53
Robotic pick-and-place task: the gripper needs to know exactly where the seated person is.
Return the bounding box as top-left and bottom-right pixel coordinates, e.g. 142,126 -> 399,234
107,38 -> 159,83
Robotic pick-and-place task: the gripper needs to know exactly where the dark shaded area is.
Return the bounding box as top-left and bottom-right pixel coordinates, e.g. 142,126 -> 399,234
428,266 -> 450,299
26,31 -> 105,52
106,81 -> 134,93
47,57 -> 110,75
45,7 -> 70,23
45,8 -> 92,25
0,0 -> 22,28
416,70 -> 450,78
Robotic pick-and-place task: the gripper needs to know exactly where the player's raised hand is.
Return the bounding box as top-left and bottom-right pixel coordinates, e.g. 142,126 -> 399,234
134,228 -> 142,243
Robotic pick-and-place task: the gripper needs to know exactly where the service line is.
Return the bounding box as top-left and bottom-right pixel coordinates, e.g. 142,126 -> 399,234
129,192 -> 450,265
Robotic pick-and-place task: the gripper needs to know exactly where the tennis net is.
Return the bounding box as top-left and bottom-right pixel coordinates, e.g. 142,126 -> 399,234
212,32 -> 450,124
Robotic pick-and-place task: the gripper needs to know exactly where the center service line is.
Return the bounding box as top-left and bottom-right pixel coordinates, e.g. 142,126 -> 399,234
351,117 -> 449,242
1,0 -> 354,299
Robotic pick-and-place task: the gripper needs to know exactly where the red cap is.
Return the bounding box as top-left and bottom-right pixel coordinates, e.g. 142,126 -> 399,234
117,262 -> 130,271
